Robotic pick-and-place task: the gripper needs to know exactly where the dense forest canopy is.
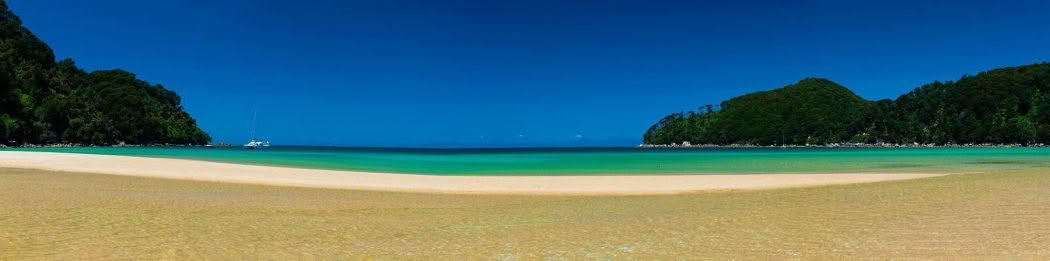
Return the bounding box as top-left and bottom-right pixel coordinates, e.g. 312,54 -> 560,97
644,63 -> 1050,146
0,1 -> 209,145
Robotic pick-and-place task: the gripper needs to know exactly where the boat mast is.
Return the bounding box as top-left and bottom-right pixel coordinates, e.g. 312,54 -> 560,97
251,108 -> 258,140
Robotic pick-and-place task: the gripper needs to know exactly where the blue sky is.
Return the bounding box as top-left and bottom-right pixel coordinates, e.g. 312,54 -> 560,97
9,0 -> 1050,147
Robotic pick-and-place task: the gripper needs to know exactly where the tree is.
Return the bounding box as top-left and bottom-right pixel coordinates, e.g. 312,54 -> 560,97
643,63 -> 1050,146
0,1 -> 210,145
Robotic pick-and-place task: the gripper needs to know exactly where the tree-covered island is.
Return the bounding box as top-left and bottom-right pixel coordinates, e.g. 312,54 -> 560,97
644,63 -> 1050,146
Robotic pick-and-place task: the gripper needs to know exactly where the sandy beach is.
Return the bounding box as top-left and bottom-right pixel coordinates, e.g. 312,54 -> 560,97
0,151 -> 945,194
3,167 -> 1047,259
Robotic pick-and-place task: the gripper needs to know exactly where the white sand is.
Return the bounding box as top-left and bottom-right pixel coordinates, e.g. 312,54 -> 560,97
0,151 -> 947,195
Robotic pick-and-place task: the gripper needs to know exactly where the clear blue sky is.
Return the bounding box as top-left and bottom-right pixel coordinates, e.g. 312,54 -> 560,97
9,0 -> 1050,147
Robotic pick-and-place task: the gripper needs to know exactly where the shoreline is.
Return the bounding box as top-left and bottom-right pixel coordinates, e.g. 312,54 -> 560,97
0,151 -> 948,195
3,142 -> 1049,149
638,142 -> 1048,148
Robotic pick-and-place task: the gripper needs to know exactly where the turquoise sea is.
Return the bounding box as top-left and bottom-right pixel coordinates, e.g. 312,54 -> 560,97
6,146 -> 1050,175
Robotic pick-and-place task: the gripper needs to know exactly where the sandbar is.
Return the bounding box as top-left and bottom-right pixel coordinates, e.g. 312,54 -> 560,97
0,151 -> 947,195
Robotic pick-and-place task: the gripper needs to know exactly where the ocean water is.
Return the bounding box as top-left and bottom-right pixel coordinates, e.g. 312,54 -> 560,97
5,146 -> 1050,175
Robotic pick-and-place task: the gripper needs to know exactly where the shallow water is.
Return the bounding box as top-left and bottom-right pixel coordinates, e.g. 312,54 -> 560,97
7,146 -> 1050,175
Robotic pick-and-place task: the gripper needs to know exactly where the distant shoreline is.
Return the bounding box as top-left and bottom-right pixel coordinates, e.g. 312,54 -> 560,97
3,142 -> 1048,150
638,142 -> 1048,149
0,143 -> 202,148
0,151 -> 947,195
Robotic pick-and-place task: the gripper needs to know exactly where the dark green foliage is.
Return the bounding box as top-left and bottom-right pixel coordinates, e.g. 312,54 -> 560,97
0,1 -> 209,145
645,78 -> 870,145
644,63 -> 1050,146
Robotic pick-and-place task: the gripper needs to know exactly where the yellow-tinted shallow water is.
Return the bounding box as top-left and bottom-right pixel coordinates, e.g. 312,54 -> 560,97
2,168 -> 1049,259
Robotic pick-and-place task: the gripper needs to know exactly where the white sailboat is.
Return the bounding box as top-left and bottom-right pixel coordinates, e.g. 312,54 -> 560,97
244,139 -> 266,149
244,109 -> 270,149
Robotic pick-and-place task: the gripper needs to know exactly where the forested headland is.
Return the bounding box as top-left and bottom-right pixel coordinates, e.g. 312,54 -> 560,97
643,63 -> 1050,146
0,1 -> 209,146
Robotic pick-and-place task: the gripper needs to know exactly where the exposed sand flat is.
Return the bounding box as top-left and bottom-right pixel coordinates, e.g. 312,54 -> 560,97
0,151 -> 946,195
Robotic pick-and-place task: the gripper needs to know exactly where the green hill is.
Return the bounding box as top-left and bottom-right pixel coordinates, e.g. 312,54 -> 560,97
644,78 -> 871,145
644,63 -> 1050,146
0,1 -> 209,145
